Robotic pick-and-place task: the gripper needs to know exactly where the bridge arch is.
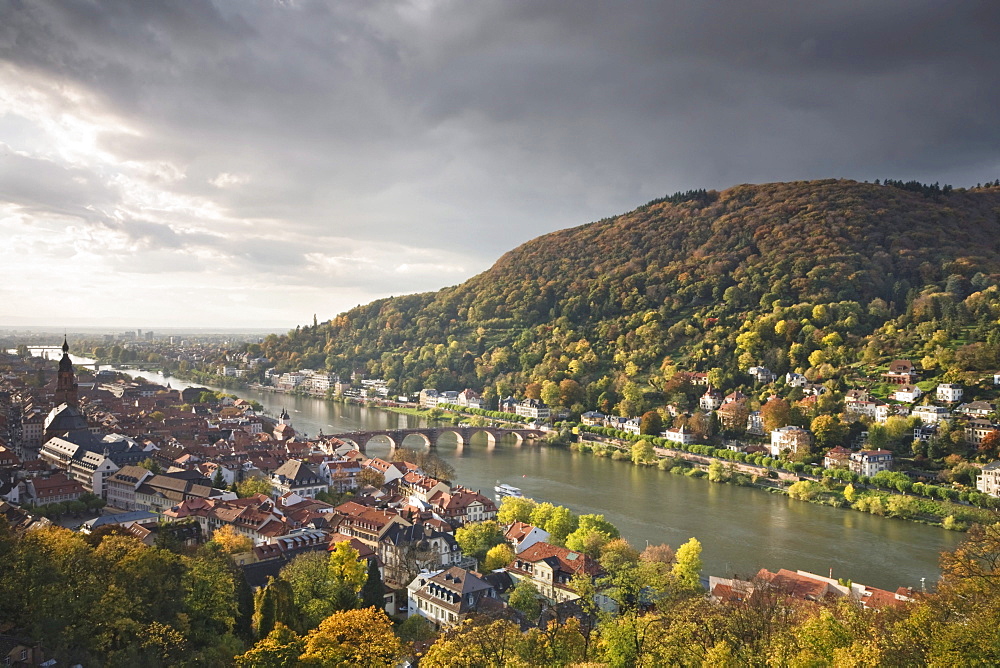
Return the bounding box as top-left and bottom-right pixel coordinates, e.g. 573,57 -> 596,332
395,432 -> 433,450
364,434 -> 398,451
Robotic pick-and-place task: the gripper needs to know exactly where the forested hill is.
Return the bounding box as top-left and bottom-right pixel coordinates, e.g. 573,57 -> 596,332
257,179 -> 1000,408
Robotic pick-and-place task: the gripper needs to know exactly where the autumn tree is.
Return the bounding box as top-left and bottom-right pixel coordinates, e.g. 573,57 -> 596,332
355,468 -> 385,489
483,543 -> 515,571
639,410 -> 663,435
761,397 -> 792,432
235,623 -> 304,668
671,537 -> 703,592
210,525 -> 253,554
298,607 -> 404,667
236,476 -> 274,498
421,617 -> 526,668
811,415 -> 848,449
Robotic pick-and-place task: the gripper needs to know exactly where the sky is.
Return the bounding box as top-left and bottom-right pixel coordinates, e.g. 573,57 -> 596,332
1,1 -> 998,330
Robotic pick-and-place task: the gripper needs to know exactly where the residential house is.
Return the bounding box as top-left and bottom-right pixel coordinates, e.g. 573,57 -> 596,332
911,405 -> 950,424
507,541 -> 602,604
891,385 -> 923,403
716,392 -> 749,429
622,418 -> 641,436
362,457 -> 411,484
503,521 -> 551,554
748,366 -> 776,384
28,472 -> 85,506
515,399 -> 550,420
331,501 -> 411,549
977,461 -> 1000,497
823,446 -> 852,470
580,411 -> 607,426
499,396 -> 518,414
135,473 -> 220,514
699,387 -> 724,411
271,459 -> 328,498
379,523 -> 465,587
419,389 -> 440,409
168,495 -> 288,545
427,487 -> 498,526
398,472 -> 451,502
711,569 -> 914,611
407,566 -> 498,628
964,418 -> 999,446
746,411 -> 765,436
936,383 -> 963,403
660,426 -> 695,446
769,426 -> 812,457
883,360 -> 918,385
785,372 -> 808,388
456,389 -> 483,410
320,459 -> 362,492
0,634 -> 44,667
850,450 -> 893,477
956,400 -> 996,417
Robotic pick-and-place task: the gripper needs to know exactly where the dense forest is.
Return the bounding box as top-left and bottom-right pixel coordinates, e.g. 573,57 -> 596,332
255,179 -> 1000,413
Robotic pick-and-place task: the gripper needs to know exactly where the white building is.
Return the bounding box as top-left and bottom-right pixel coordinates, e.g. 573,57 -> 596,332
456,389 -> 483,410
769,426 -> 812,457
785,372 -> 808,387
419,389 -> 440,409
977,461 -> 1000,497
890,385 -> 923,403
748,367 -> 777,384
936,383 -> 963,403
660,426 -> 695,446
849,449 -> 893,477
911,405 -> 950,424
515,399 -> 550,420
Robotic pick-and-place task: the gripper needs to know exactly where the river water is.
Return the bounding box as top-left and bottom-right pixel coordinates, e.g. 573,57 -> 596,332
17,347 -> 961,590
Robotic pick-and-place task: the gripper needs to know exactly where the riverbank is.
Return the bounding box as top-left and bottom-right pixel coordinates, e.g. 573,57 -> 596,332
567,437 -> 997,532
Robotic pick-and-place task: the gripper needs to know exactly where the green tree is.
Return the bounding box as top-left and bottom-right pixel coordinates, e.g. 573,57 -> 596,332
497,496 -> 536,524
631,440 -> 655,465
359,557 -> 384,611
544,506 -> 578,546
508,579 -> 542,620
454,521 -> 504,563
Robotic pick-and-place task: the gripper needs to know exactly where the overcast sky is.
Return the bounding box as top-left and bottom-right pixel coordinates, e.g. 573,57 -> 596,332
1,1 -> 998,330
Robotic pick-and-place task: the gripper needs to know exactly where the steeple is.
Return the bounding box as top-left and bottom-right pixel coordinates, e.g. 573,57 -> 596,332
55,335 -> 78,406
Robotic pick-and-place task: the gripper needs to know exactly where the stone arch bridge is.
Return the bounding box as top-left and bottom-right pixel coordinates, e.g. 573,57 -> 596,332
327,426 -> 546,452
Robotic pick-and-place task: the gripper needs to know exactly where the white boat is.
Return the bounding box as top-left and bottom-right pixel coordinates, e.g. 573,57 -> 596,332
495,482 -> 524,501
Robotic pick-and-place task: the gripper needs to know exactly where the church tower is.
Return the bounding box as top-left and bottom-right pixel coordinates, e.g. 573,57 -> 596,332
54,336 -> 78,407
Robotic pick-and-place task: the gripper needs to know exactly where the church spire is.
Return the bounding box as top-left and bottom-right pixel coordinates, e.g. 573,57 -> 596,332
55,335 -> 78,406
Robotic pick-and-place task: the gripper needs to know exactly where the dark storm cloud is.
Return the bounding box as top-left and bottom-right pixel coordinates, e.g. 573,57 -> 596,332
2,0 -> 998,266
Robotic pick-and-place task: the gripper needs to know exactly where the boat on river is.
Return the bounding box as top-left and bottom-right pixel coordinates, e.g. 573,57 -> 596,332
495,482 -> 524,502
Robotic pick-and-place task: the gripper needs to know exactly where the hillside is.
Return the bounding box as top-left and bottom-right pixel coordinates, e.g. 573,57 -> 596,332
256,179 -> 1000,410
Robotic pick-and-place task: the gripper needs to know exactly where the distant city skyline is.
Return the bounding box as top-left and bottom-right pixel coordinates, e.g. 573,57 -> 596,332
1,1 -> 997,328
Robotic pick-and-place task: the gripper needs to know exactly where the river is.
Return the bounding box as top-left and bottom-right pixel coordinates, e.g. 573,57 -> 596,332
107,366 -> 960,591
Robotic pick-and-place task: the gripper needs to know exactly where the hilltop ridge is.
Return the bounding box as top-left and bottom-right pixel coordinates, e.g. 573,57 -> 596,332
257,178 -> 1000,407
